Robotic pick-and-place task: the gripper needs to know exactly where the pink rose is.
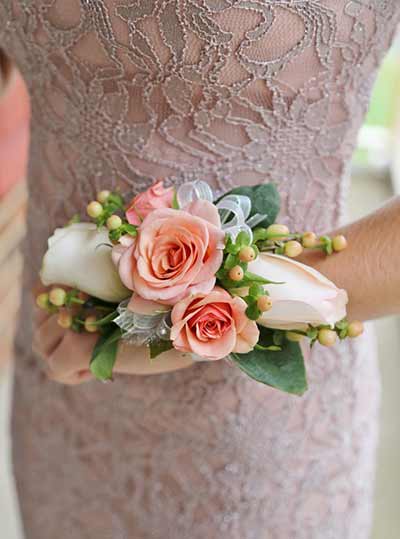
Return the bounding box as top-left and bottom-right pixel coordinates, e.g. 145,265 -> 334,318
126,180 -> 174,225
115,199 -> 225,305
170,287 -> 260,360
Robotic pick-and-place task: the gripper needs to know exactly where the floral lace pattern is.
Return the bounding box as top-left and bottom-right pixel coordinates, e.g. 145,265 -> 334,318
1,1 -> 399,538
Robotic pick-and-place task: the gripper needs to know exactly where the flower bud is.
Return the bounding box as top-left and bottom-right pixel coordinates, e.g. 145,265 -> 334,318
229,266 -> 244,282
347,320 -> 364,338
257,295 -> 272,312
266,224 -> 290,238
84,315 -> 98,333
239,246 -> 256,263
107,215 -> 122,231
49,287 -> 67,307
97,190 -> 111,204
286,331 -> 304,342
87,201 -> 103,219
318,328 -> 337,347
36,292 -> 50,310
284,240 -> 303,258
332,235 -> 348,252
57,311 -> 73,329
302,232 -> 318,248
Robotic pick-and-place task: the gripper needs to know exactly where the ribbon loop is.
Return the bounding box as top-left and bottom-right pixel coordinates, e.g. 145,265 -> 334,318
114,300 -> 171,345
176,180 -> 214,208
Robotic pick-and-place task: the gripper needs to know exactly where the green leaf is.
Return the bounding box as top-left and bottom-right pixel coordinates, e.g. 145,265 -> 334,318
249,283 -> 264,298
90,327 -> 122,381
122,224 -> 138,236
245,271 -> 284,285
236,230 -> 251,246
107,192 -> 124,208
222,183 -> 280,228
172,189 -> 180,209
149,339 -> 174,359
224,253 -> 239,270
231,328 -> 308,395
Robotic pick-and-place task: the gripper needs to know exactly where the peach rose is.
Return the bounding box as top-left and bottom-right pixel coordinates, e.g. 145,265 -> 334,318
115,199 -> 225,305
126,180 -> 174,225
170,287 -> 260,360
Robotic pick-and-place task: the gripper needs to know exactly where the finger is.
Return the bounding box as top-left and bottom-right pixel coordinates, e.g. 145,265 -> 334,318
34,304 -> 53,327
48,331 -> 98,382
33,315 -> 65,358
49,368 -> 93,386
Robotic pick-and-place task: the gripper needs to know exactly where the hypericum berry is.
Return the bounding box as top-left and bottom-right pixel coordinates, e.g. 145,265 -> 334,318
229,266 -> 244,282
57,311 -> 73,329
318,328 -> 337,347
302,231 -> 318,248
97,190 -> 111,204
87,201 -> 103,219
239,246 -> 256,263
107,215 -> 122,230
286,331 -> 304,342
257,295 -> 272,312
49,287 -> 67,307
84,315 -> 98,333
332,235 -> 348,252
266,224 -> 290,238
347,320 -> 364,338
284,240 -> 303,258
36,292 -> 49,310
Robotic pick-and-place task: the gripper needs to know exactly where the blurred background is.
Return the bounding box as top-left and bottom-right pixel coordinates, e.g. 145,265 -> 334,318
0,39 -> 400,538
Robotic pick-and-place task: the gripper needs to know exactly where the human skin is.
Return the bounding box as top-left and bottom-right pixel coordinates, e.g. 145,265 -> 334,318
33,196 -> 400,384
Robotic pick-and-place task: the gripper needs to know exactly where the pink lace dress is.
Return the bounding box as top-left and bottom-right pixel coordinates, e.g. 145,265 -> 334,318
1,2 -> 399,538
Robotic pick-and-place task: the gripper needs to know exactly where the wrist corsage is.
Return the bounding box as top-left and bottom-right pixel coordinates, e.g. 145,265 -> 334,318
36,180 -> 363,395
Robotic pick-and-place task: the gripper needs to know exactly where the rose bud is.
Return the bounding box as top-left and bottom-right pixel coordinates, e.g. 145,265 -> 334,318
49,287 -> 67,307
36,292 -> 49,310
286,331 -> 304,342
318,328 -> 337,347
266,224 -> 289,238
302,232 -> 318,248
57,311 -> 73,329
84,315 -> 98,333
107,215 -> 122,231
40,223 -> 130,303
97,190 -> 111,204
87,201 -> 103,219
257,295 -> 272,312
248,253 -> 348,331
239,246 -> 256,263
229,266 -> 244,282
332,235 -> 348,252
284,240 -> 303,258
347,320 -> 364,338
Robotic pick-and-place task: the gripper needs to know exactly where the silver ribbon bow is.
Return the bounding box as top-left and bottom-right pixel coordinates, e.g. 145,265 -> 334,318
176,180 -> 265,242
114,300 -> 171,345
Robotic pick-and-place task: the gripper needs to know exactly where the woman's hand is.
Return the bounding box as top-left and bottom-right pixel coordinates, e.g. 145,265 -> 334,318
33,302 -> 194,385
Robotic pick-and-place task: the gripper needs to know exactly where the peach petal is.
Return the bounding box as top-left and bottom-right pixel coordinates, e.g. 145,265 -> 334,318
186,325 -> 237,360
187,199 -> 221,228
233,320 -> 260,354
117,243 -> 136,290
128,294 -> 169,315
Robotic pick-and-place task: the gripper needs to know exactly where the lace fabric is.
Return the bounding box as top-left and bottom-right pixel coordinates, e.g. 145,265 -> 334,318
1,1 -> 399,538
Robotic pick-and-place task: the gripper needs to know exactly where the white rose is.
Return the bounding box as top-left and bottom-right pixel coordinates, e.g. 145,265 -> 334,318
248,253 -> 348,330
40,223 -> 130,303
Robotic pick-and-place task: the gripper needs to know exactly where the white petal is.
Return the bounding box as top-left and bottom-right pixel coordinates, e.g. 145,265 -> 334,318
40,223 -> 130,303
249,253 -> 348,328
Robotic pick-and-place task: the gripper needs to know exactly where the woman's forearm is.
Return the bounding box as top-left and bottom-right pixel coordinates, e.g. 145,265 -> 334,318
114,342 -> 194,375
299,196 -> 400,321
